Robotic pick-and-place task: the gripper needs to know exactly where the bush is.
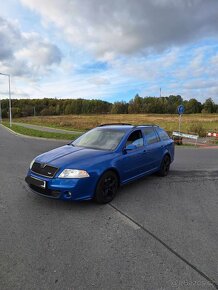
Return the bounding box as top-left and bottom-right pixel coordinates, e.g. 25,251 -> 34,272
188,122 -> 206,137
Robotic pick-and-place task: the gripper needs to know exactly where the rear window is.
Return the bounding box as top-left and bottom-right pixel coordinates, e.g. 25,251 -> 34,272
156,128 -> 170,141
143,127 -> 159,145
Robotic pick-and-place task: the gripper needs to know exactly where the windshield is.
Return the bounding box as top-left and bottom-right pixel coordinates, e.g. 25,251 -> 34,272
72,128 -> 126,150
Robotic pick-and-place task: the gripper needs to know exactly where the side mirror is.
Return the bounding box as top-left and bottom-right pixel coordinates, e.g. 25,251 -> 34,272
125,144 -> 137,151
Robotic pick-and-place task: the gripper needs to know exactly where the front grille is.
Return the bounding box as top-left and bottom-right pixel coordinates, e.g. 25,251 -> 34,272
29,184 -> 61,198
31,162 -> 59,178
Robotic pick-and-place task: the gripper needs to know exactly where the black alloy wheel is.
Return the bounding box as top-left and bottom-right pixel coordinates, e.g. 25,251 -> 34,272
95,171 -> 118,204
158,155 -> 171,177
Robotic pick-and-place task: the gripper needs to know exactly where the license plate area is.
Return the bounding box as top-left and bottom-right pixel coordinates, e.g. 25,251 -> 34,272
26,176 -> 46,189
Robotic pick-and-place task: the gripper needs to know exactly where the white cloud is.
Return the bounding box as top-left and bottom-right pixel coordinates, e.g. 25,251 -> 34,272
210,53 -> 218,74
1,1 -> 218,103
0,17 -> 62,78
20,0 -> 218,59
15,43 -> 61,67
4,43 -> 217,102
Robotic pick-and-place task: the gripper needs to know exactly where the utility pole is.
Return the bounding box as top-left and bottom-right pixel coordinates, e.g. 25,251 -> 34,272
160,87 -> 162,98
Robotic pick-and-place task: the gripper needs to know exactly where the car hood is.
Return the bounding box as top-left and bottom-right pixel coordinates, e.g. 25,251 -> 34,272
36,145 -> 111,169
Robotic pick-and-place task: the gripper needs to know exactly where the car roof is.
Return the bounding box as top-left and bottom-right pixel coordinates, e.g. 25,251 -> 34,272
98,123 -> 159,131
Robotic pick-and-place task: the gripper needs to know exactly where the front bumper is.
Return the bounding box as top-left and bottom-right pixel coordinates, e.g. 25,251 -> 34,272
25,171 -> 96,201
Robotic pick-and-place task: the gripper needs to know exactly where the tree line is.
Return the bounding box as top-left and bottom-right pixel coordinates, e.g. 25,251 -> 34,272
0,95 -> 218,118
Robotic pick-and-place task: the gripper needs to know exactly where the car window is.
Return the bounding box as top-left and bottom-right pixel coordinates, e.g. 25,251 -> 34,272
73,128 -> 126,150
126,130 -> 143,148
156,128 -> 170,141
143,127 -> 159,145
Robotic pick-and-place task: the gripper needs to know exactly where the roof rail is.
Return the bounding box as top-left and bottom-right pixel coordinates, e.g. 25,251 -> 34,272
99,123 -> 132,127
135,124 -> 159,127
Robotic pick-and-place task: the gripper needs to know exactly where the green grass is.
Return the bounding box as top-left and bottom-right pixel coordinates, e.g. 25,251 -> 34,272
210,139 -> 218,145
12,114 -> 218,136
177,143 -> 197,147
3,121 -> 218,145
2,122 -> 81,140
13,121 -> 84,132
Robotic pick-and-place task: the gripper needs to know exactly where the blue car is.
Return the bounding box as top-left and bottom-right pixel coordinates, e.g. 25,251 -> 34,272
25,124 -> 174,203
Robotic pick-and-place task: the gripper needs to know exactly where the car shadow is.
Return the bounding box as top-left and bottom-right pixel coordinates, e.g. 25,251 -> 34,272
22,171 -> 175,210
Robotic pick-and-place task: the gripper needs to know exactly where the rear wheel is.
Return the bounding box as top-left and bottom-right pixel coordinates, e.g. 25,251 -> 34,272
94,171 -> 118,204
157,155 -> 171,177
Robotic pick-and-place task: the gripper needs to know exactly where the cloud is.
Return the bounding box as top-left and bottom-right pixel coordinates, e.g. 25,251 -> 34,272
5,41 -> 218,102
1,1 -> 218,102
20,0 -> 218,59
0,16 -> 62,78
183,79 -> 218,90
0,18 -> 21,60
15,33 -> 61,66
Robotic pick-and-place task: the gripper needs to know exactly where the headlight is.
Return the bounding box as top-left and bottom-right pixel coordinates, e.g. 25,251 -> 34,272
58,169 -> 90,179
30,158 -> 35,169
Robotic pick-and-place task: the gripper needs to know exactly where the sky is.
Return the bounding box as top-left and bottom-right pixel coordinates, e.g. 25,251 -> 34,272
0,0 -> 218,103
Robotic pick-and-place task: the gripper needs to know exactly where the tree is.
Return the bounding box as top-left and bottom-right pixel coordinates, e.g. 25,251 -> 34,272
64,104 -> 72,115
184,98 -> 202,114
128,94 -> 144,113
1,96 -> 217,117
11,107 -> 22,118
202,98 -> 215,113
168,95 -> 183,113
111,101 -> 128,114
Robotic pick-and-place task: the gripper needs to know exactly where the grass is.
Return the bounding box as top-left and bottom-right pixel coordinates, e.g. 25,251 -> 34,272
2,122 -> 81,141
2,116 -> 218,144
13,113 -> 218,136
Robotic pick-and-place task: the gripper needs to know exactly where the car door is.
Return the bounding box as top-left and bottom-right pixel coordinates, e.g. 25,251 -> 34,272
117,129 -> 146,182
155,127 -> 174,162
142,127 -> 164,171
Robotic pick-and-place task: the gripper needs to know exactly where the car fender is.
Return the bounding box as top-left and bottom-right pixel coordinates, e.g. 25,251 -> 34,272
162,148 -> 172,163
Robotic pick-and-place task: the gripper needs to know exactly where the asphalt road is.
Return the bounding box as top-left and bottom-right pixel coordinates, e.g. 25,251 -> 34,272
0,125 -> 218,290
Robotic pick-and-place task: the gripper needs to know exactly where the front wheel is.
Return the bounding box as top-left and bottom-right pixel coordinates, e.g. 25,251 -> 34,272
94,171 -> 118,204
157,155 -> 171,177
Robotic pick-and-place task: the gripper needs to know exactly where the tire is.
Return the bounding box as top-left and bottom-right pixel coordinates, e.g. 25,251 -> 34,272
157,155 -> 171,177
94,171 -> 118,204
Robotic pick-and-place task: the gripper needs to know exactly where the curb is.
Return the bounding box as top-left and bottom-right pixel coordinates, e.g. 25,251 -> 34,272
0,124 -> 69,142
199,145 -> 218,149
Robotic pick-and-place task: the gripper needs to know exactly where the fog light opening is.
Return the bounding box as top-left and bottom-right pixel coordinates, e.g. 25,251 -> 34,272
64,191 -> 72,199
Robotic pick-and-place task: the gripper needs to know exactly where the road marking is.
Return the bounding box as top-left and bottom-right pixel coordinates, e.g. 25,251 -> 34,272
115,210 -> 140,230
109,203 -> 218,290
